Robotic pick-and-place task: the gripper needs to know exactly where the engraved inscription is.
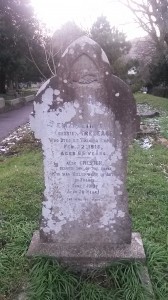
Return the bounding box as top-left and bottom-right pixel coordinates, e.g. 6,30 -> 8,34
46,121 -> 122,202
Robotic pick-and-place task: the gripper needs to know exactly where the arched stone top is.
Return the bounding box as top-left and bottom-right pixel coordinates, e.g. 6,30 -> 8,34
61,36 -> 109,65
57,36 -> 111,83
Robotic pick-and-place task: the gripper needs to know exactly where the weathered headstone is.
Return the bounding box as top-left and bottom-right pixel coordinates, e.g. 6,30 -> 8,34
27,36 -> 145,269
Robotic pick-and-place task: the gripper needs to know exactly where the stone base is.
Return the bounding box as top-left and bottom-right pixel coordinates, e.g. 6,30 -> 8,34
27,231 -> 146,269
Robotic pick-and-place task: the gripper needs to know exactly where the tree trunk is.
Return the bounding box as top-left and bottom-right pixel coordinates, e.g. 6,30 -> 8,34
0,70 -> 6,94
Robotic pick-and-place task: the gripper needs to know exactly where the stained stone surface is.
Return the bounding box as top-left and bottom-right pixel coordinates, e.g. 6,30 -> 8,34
28,36 -> 142,266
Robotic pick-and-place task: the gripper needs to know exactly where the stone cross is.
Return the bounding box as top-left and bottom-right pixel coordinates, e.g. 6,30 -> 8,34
28,36 -> 145,269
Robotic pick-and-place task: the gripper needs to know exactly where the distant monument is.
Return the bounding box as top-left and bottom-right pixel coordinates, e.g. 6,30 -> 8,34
27,36 -> 145,269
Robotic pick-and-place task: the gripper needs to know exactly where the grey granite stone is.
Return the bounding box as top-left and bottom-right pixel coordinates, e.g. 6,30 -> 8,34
28,36 -> 144,268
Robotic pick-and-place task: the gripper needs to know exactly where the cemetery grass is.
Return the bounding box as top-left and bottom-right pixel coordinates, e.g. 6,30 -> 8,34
0,139 -> 168,299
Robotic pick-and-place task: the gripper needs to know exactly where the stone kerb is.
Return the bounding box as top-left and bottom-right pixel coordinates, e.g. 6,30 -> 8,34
5,95 -> 35,106
5,97 -> 24,106
0,94 -> 35,113
25,95 -> 35,102
0,97 -> 5,109
27,36 -> 144,269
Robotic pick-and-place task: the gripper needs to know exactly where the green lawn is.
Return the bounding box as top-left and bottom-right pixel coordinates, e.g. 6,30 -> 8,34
0,150 -> 43,299
0,93 -> 168,299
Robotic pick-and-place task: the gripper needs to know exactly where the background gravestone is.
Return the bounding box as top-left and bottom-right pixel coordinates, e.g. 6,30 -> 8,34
27,36 -> 145,268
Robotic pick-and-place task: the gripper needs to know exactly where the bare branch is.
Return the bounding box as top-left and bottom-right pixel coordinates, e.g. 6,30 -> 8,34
27,41 -> 47,80
50,38 -> 57,75
43,43 -> 55,76
119,0 -> 168,48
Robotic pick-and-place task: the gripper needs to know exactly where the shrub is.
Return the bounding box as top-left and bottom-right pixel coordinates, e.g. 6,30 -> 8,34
150,87 -> 168,98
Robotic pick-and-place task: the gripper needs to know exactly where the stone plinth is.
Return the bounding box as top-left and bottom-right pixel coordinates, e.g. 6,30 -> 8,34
28,232 -> 145,269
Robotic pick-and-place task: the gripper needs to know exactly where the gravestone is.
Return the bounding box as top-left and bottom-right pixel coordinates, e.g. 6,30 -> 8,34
27,36 -> 145,269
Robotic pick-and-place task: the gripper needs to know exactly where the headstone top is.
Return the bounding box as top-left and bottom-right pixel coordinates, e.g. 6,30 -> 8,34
34,35 -> 138,144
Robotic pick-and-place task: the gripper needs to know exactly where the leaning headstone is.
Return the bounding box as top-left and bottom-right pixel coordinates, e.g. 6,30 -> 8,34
27,36 -> 145,269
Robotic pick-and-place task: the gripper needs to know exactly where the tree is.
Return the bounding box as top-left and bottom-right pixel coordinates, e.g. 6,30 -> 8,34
0,0 -> 48,93
120,0 -> 168,49
119,1 -> 168,88
53,22 -> 85,61
90,16 -> 131,77
147,52 -> 168,87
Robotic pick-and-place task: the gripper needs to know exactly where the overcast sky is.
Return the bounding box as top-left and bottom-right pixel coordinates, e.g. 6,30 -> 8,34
31,0 -> 146,40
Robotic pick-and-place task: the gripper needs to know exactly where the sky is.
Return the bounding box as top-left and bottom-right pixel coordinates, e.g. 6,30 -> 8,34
30,0 -> 146,40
